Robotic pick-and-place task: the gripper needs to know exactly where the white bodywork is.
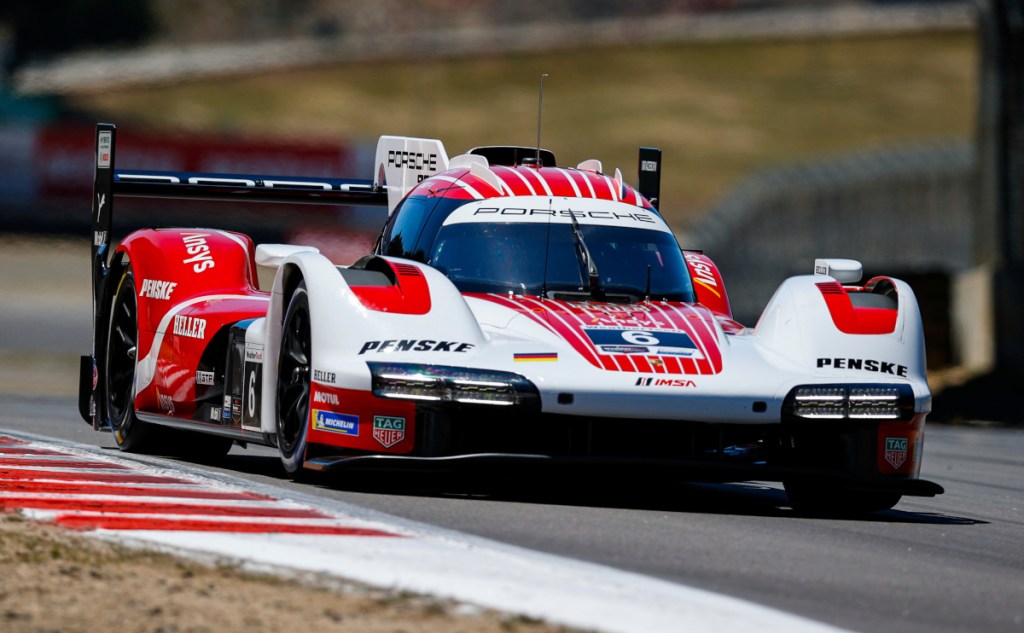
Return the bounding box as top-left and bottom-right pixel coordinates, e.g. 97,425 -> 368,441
251,196 -> 930,435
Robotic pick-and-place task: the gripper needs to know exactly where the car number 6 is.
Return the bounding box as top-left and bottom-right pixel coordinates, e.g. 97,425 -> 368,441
622,330 -> 660,345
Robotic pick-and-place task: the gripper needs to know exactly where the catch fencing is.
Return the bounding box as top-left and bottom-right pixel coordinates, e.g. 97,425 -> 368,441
684,142 -> 974,325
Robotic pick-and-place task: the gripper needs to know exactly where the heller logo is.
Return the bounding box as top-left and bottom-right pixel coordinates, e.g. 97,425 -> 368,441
373,416 -> 406,449
173,315 -> 207,339
312,410 -> 359,436
884,437 -> 909,469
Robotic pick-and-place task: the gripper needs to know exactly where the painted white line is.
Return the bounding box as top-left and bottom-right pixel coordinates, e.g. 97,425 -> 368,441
1,430 -> 851,633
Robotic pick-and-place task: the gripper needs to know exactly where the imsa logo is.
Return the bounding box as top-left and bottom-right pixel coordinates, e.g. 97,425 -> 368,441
635,377 -> 696,388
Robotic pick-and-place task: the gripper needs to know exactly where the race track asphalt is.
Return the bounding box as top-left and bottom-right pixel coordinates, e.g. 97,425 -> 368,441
2,396 -> 1021,633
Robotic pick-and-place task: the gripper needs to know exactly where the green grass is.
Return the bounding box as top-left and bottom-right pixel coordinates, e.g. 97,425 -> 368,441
68,30 -> 977,230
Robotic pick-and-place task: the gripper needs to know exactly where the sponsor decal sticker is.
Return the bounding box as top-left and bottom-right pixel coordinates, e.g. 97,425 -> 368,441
313,410 -> 359,436
372,416 -> 406,448
209,407 -> 221,421
817,357 -> 909,378
583,328 -> 701,358
472,207 -> 657,225
97,130 -> 112,168
313,369 -> 336,383
93,231 -> 107,247
173,315 -> 207,339
514,352 -> 558,362
157,391 -> 174,414
138,279 -> 177,300
181,232 -> 216,273
634,377 -> 696,388
684,253 -> 722,299
884,437 -> 908,469
388,150 -> 439,172
245,343 -> 264,363
358,340 -> 474,354
312,391 -> 340,405
195,371 -> 215,386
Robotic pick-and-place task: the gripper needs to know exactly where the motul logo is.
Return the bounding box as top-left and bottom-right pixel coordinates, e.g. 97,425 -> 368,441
312,391 -> 339,405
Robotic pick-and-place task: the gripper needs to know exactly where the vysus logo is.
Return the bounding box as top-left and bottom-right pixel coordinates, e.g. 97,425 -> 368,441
181,232 -> 216,273
388,150 -> 438,172
359,340 -> 475,354
312,391 -> 340,405
138,279 -> 177,300
817,358 -> 909,377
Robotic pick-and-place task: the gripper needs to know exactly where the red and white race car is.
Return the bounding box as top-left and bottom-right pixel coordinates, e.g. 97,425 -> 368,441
80,124 -> 942,513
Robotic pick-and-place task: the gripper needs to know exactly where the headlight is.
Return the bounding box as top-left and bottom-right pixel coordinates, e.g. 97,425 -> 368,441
786,384 -> 913,421
367,362 -> 540,407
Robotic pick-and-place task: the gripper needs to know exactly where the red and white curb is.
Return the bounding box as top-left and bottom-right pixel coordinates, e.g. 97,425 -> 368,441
0,432 -> 851,633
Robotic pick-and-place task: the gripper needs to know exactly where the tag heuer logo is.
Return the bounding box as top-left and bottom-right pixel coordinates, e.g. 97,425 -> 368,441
884,437 -> 908,469
373,416 -> 406,449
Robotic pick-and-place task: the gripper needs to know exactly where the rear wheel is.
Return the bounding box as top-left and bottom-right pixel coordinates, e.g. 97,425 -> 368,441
784,480 -> 902,515
276,282 -> 312,477
105,269 -> 159,452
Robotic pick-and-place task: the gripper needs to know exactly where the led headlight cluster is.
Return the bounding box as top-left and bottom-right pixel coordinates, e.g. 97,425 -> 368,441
787,384 -> 912,421
367,362 -> 540,407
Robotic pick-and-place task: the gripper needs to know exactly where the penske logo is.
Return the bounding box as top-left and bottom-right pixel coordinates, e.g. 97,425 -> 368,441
138,279 -> 177,300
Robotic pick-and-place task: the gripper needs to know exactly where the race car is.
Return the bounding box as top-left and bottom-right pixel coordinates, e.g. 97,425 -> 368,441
80,123 -> 943,513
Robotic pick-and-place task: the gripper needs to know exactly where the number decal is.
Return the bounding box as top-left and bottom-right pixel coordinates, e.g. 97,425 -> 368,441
622,330 -> 660,346
247,370 -> 257,418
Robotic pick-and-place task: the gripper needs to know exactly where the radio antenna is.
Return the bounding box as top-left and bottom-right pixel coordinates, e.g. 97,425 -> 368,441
536,73 -> 548,164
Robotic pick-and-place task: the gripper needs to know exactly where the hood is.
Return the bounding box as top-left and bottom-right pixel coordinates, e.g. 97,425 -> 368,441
467,294 -> 723,375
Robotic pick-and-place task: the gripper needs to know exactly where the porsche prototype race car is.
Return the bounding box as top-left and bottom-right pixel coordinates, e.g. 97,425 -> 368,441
80,124 -> 943,512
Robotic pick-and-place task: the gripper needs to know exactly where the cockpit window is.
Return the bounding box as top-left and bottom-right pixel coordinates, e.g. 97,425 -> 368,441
429,222 -> 696,303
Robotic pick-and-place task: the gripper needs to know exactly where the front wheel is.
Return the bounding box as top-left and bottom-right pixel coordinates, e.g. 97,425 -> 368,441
276,282 -> 312,477
784,479 -> 902,515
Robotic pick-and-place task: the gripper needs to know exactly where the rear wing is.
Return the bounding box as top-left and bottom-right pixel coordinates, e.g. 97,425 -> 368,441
82,122 -> 390,426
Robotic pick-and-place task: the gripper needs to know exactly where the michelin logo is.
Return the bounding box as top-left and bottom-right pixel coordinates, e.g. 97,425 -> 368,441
312,410 -> 359,436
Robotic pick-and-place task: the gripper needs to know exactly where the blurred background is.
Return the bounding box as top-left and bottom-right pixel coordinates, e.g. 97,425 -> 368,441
0,0 -> 1020,422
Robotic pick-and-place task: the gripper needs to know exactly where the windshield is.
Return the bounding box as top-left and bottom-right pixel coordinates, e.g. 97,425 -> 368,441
429,222 -> 696,303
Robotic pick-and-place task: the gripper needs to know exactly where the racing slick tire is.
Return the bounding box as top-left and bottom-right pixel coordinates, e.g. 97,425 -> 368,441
276,281 -> 312,478
784,479 -> 902,515
105,268 -> 160,453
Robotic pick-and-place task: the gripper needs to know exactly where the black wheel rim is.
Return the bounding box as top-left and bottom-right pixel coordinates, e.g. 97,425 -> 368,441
107,274 -> 138,433
277,291 -> 311,456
